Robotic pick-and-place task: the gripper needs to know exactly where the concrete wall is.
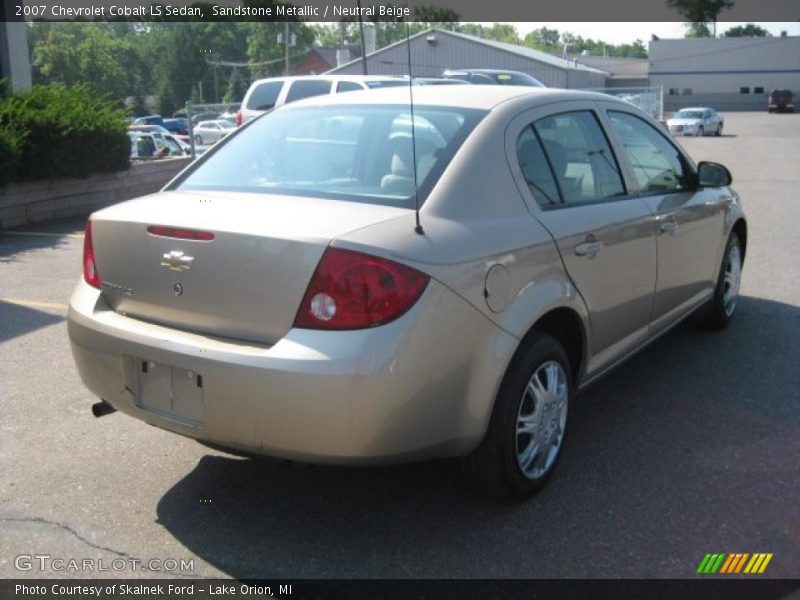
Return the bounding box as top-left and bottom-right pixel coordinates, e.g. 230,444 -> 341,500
650,36 -> 800,111
0,21 -> 32,92
0,158 -> 191,229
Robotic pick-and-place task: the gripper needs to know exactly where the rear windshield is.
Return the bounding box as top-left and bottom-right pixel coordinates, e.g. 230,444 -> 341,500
176,104 -> 486,207
475,72 -> 544,87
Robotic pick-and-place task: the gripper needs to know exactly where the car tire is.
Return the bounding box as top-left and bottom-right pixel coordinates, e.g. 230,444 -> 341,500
461,332 -> 572,499
715,123 -> 722,137
699,232 -> 743,330
195,135 -> 203,145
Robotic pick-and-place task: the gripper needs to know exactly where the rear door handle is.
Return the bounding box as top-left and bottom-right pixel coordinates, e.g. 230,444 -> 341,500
574,240 -> 603,256
658,217 -> 679,234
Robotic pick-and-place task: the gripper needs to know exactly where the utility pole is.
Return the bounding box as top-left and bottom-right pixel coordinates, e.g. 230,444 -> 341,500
213,63 -> 219,103
284,22 -> 290,76
356,0 -> 367,75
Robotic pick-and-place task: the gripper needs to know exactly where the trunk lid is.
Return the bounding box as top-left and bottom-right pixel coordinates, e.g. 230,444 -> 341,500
91,190 -> 408,344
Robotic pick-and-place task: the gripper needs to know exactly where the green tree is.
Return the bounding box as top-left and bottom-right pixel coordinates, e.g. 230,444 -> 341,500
223,69 -> 248,103
31,24 -> 129,102
413,6 -> 460,25
157,79 -> 177,117
667,0 -> 735,36
724,23 -> 770,37
149,21 -> 250,106
685,22 -> 713,37
522,27 -> 561,53
246,21 -> 316,78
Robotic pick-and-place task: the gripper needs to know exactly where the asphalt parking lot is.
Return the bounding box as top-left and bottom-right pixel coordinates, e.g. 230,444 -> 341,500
1,111 -> 798,580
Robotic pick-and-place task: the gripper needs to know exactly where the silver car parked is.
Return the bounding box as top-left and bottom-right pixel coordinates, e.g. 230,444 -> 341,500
69,87 -> 746,498
666,107 -> 725,137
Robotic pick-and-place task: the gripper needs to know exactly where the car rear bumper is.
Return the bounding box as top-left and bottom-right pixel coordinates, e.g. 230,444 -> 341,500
68,279 -> 516,464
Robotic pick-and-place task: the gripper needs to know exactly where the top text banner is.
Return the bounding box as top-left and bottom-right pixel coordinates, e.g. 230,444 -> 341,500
4,0 -> 798,22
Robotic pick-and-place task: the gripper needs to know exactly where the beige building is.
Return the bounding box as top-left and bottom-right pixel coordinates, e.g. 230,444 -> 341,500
649,35 -> 800,110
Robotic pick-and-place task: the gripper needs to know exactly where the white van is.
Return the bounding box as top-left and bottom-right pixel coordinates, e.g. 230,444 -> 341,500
236,75 -> 407,125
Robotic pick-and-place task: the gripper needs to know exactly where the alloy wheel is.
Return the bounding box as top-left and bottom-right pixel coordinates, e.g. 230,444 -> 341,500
723,243 -> 742,317
515,361 -> 568,480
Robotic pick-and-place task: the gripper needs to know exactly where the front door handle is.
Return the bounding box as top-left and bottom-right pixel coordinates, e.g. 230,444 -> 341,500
574,240 -> 603,257
658,217 -> 679,234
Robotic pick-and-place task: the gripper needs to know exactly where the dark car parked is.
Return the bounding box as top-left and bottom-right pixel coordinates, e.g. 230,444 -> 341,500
768,89 -> 795,113
133,115 -> 165,126
163,118 -> 189,136
443,69 -> 545,87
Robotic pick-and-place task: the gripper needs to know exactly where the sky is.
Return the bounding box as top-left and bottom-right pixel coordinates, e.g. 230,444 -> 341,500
512,22 -> 800,45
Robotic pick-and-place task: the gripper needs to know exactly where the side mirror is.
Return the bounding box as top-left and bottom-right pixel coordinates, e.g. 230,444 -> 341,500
697,161 -> 732,187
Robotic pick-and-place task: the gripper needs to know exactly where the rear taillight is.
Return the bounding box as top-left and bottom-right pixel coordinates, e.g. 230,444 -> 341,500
294,248 -> 429,330
83,220 -> 101,289
235,110 -> 243,127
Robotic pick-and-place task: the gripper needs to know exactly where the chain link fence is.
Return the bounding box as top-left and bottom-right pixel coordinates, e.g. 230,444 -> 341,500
580,86 -> 664,122
185,102 -> 240,158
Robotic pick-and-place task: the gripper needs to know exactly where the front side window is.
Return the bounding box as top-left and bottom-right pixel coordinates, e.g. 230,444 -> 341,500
176,105 -> 486,207
285,80 -> 332,103
608,111 -> 691,195
533,111 -> 626,205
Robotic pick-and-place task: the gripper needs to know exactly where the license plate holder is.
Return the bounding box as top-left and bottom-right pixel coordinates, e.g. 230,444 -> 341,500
135,359 -> 205,426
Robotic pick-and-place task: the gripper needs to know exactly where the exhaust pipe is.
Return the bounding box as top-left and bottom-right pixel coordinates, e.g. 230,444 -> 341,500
91,400 -> 117,418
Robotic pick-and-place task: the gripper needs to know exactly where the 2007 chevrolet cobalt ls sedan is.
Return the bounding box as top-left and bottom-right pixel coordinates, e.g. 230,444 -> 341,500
69,87 -> 746,498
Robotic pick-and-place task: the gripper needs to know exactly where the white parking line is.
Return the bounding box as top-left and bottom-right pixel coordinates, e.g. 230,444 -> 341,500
0,298 -> 68,312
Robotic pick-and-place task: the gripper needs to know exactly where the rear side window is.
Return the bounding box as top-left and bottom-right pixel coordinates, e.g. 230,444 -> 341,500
533,111 -> 626,205
608,111 -> 690,194
246,81 -> 283,111
336,81 -> 363,93
516,127 -> 561,207
285,80 -> 332,103
136,137 -> 155,157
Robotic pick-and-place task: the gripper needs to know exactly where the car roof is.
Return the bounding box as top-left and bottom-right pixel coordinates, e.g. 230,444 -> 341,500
444,68 -> 527,75
284,85 -> 623,112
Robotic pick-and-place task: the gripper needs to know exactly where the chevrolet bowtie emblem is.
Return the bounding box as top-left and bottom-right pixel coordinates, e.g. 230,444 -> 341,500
160,251 -> 194,272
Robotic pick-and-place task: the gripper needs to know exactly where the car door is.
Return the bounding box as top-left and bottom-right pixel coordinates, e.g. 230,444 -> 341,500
207,123 -> 222,142
507,102 -> 657,376
702,109 -> 716,133
602,106 -> 729,334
